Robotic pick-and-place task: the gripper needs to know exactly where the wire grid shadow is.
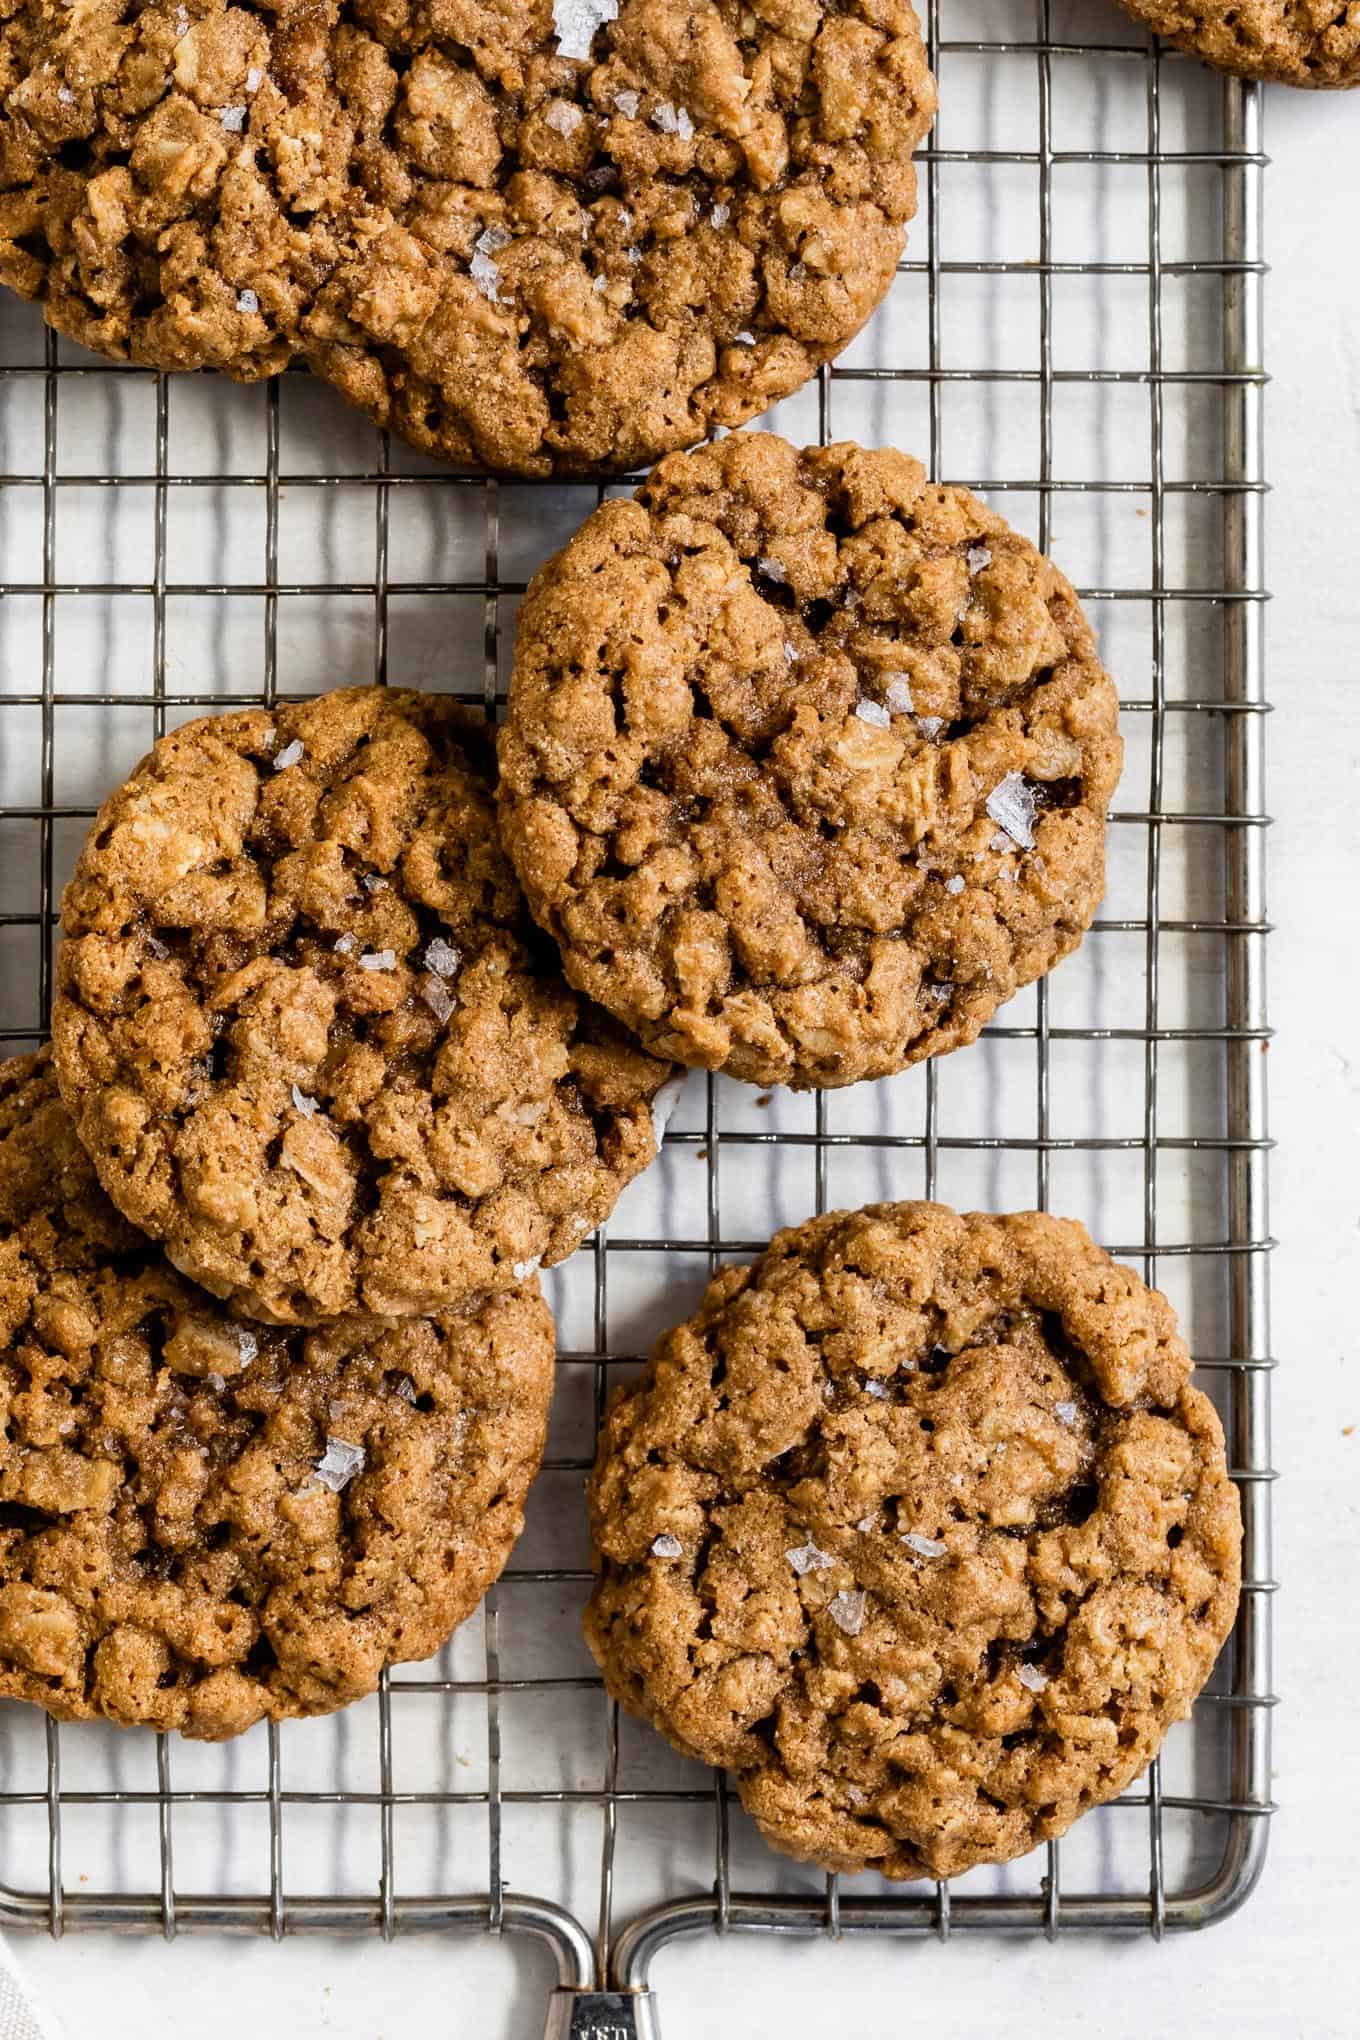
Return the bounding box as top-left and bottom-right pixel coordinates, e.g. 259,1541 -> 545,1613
0,0 -> 1273,1988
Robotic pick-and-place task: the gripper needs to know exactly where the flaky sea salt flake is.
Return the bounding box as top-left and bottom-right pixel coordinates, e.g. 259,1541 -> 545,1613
786,1542 -> 835,1576
246,67 -> 264,94
422,976 -> 455,1023
235,1328 -> 258,1366
593,272 -> 608,292
862,1379 -> 889,1399
916,715 -> 946,740
553,0 -> 619,63
710,202 -> 730,227
544,99 -> 583,136
514,1098 -> 547,1126
855,1516 -> 875,1533
986,770 -> 1038,851
144,934 -> 169,960
471,225 -> 512,302
783,642 -> 798,666
58,85 -> 74,105
733,329 -> 755,345
273,738 -> 304,770
652,101 -> 694,139
425,937 -> 460,978
828,1589 -> 866,1636
1018,1662 -> 1050,1693
945,874 -> 965,895
313,1437 -> 365,1493
855,699 -> 890,729
291,1085 -> 319,1118
236,288 -> 259,314
901,1531 -> 947,1559
219,104 -> 247,133
392,1374 -> 418,1404
884,675 -> 914,715
362,872 -> 388,893
359,948 -> 396,972
612,88 -> 640,118
511,1255 -> 542,1281
651,1533 -> 683,1559
756,555 -> 786,583
334,933 -> 357,955
967,544 -> 993,574
1054,1400 -> 1078,1427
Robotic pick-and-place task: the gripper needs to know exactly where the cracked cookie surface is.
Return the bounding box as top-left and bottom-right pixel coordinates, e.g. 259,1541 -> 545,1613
0,1 -> 935,473
585,1201 -> 1241,1880
498,434 -> 1122,1089
1113,1 -> 1360,86
53,685 -> 673,1325
0,1049 -> 554,1739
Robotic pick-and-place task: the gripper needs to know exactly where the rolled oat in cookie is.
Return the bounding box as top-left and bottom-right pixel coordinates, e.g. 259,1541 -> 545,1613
585,1201 -> 1241,1881
1112,1 -> 1360,88
0,1050 -> 554,1739
498,434 -> 1122,1089
52,686 -> 674,1325
0,1 -> 936,475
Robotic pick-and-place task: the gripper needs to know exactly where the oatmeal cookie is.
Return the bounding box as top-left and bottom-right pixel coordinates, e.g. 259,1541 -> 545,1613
586,1201 -> 1241,1880
1114,1 -> 1360,86
0,1049 -> 554,1740
498,434 -> 1123,1088
0,1 -> 936,474
53,686 -> 673,1325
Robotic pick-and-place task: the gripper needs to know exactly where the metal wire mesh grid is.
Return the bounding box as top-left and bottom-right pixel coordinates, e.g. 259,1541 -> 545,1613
0,0 -> 1273,2007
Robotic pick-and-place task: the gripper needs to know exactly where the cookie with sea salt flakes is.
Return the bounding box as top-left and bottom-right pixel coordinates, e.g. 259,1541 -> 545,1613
52,686 -> 675,1326
585,1201 -> 1242,1881
0,1049 -> 555,1740
1113,0 -> 1360,87
497,433 -> 1123,1089
0,0 -> 936,476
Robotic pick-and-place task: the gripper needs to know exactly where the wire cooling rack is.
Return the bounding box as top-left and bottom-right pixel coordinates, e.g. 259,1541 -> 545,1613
0,3 -> 1274,2034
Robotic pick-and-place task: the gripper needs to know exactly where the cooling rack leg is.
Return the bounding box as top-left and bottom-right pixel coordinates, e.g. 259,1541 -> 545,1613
541,1989 -> 661,2040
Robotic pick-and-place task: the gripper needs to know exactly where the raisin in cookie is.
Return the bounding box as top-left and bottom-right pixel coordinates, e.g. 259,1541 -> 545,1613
0,1 -> 936,474
498,435 -> 1123,1089
53,686 -> 673,1325
586,1202 -> 1241,1881
0,1049 -> 554,1740
1114,1 -> 1360,86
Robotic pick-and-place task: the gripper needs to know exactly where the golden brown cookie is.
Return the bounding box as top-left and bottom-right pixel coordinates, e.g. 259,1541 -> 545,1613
0,1 -> 936,474
498,435 -> 1123,1089
53,686 -> 673,1325
585,1202 -> 1241,1881
1114,0 -> 1360,86
0,1049 -> 555,1740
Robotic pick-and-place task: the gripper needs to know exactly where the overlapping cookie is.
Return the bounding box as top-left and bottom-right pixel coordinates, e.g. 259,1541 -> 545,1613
53,686 -> 674,1325
0,0 -> 936,472
498,433 -> 1122,1089
0,1050 -> 554,1739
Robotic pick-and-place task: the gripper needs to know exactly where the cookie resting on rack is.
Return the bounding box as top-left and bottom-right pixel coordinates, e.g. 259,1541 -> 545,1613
585,1201 -> 1241,1881
0,0 -> 936,474
0,1050 -> 554,1739
52,685 -> 675,1325
1113,0 -> 1360,86
497,434 -> 1123,1089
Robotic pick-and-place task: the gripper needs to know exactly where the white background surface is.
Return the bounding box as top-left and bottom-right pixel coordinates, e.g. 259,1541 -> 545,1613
2,40 -> 1358,2040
